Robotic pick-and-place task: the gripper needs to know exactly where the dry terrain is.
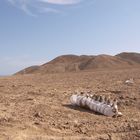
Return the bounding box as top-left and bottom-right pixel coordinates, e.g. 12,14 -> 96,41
16,52 -> 140,75
0,68 -> 140,140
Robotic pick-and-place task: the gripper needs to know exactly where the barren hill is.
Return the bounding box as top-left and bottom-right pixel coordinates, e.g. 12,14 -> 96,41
78,55 -> 134,70
116,52 -> 140,64
16,66 -> 40,75
15,52 -> 140,75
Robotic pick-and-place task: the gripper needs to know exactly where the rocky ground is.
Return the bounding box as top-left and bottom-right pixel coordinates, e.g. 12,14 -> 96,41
0,68 -> 140,140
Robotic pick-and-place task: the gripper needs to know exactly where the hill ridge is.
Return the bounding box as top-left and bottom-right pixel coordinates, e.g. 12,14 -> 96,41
15,52 -> 140,75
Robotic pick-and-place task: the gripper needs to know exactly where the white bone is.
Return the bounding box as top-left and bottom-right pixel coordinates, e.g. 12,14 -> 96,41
70,94 -> 122,117
125,78 -> 134,84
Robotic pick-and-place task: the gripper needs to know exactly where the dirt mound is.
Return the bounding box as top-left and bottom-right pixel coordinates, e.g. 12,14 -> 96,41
15,53 -> 140,75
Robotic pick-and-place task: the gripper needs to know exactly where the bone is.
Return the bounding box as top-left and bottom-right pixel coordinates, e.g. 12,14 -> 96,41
85,93 -> 90,98
113,98 -> 118,104
110,98 -> 117,106
107,96 -> 111,105
94,95 -> 99,101
97,95 -> 101,101
101,96 -> 106,103
99,95 -> 104,102
117,112 -> 123,117
104,96 -> 108,103
70,94 -> 122,117
125,78 -> 134,84
89,94 -> 94,98
91,94 -> 96,99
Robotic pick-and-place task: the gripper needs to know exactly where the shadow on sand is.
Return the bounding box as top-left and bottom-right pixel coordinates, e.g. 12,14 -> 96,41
62,104 -> 102,116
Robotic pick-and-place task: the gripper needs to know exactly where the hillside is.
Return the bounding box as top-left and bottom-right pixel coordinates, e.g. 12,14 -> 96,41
116,52 -> 140,64
16,66 -> 40,75
15,52 -> 140,75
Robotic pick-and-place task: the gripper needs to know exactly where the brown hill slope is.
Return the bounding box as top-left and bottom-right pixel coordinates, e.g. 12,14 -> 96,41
15,66 -> 40,75
116,52 -> 140,64
78,55 -> 134,70
15,52 -> 140,75
45,55 -> 94,64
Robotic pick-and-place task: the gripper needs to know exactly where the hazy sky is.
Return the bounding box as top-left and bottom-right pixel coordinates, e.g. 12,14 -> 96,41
0,0 -> 140,75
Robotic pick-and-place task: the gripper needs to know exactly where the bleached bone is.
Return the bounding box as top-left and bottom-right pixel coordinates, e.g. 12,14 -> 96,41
99,95 -> 103,102
125,78 -> 134,84
107,96 -> 112,105
103,96 -> 108,103
70,94 -> 122,117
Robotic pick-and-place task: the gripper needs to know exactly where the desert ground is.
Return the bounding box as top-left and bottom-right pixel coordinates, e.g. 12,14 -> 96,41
0,68 -> 140,140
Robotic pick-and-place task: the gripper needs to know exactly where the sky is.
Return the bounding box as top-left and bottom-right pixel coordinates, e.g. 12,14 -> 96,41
0,0 -> 140,75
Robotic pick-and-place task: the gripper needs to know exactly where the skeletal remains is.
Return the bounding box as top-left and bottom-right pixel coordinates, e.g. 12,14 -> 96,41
70,93 -> 122,117
125,78 -> 134,85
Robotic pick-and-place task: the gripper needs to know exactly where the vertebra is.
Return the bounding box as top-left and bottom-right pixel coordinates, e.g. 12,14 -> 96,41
70,93 -> 122,117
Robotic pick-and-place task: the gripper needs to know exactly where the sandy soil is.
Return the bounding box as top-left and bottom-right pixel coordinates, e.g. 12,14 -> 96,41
0,68 -> 140,140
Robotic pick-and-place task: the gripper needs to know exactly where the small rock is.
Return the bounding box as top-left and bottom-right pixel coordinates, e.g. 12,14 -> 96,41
34,121 -> 40,125
34,112 -> 42,118
119,95 -> 124,100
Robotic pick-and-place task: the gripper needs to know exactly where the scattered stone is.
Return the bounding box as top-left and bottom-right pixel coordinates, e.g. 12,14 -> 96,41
119,95 -> 125,100
12,85 -> 16,87
110,90 -> 122,94
34,121 -> 40,125
26,97 -> 34,101
34,112 -> 42,118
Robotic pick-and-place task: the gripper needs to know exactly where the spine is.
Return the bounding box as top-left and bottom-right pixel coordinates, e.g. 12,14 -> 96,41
70,94 -> 122,117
